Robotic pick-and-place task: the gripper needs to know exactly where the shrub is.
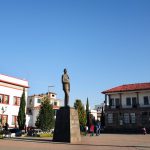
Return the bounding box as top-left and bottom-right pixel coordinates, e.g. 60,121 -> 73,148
38,133 -> 53,138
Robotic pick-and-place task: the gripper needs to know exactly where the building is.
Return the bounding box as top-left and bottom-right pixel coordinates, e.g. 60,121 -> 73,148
89,109 -> 97,120
26,92 -> 61,127
0,74 -> 29,128
102,83 -> 150,133
94,103 -> 105,121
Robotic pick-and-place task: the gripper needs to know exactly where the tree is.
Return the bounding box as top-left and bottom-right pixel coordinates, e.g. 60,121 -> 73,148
35,96 -> 55,131
74,99 -> 87,130
18,88 -> 26,130
100,106 -> 105,126
86,98 -> 90,127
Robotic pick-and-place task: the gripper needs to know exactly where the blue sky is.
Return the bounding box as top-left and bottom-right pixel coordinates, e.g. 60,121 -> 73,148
0,0 -> 150,108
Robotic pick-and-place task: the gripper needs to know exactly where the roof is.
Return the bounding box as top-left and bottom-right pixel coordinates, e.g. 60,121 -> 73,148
29,92 -> 57,97
102,83 -> 150,94
0,74 -> 29,88
33,105 -> 60,110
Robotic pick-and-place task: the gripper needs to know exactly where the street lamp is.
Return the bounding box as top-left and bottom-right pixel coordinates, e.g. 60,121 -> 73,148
48,85 -> 54,98
0,106 -> 7,125
48,85 -> 54,93
1,106 -> 7,114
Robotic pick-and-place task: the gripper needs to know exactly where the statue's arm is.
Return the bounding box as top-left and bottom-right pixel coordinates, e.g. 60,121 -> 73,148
61,75 -> 64,83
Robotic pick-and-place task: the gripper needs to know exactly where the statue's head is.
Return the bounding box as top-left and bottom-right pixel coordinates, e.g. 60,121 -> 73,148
64,68 -> 67,73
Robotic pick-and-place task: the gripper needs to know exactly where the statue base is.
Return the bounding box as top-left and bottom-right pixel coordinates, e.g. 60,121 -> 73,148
53,107 -> 81,143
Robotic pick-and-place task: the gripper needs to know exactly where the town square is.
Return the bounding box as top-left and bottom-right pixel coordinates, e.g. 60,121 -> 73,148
1,134 -> 150,150
0,0 -> 150,149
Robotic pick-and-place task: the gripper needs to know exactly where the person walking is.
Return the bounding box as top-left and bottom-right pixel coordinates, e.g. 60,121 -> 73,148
85,125 -> 88,136
90,124 -> 94,136
142,127 -> 147,135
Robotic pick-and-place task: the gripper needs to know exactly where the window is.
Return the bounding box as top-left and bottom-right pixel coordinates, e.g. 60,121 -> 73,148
132,97 -> 137,108
0,94 -> 3,103
144,96 -> 149,105
12,116 -> 17,126
3,95 -> 9,104
54,102 -> 57,106
108,113 -> 113,124
17,97 -> 20,105
29,99 -> 32,105
52,94 -> 55,97
142,112 -> 148,124
13,97 -> 20,105
124,113 -> 129,124
109,98 -> 114,106
130,113 -> 136,123
132,97 -> 137,105
126,98 -> 131,106
0,115 -> 8,126
13,97 -> 17,105
115,98 -> 120,106
142,112 -> 148,116
37,99 -> 41,103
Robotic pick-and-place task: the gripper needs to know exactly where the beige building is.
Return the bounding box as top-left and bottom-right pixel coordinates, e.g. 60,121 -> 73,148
26,92 -> 61,127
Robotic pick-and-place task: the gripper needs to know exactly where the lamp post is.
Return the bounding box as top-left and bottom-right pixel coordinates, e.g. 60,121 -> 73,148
48,85 -> 54,94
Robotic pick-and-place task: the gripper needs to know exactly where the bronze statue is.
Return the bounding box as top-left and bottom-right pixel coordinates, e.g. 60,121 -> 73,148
62,68 -> 70,107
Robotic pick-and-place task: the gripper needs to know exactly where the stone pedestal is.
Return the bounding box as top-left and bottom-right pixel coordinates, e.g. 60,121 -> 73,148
53,107 -> 81,143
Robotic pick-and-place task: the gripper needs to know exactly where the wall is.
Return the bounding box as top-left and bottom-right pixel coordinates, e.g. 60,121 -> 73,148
0,79 -> 28,128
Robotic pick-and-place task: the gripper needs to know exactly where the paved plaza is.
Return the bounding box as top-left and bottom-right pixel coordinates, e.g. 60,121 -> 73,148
0,134 -> 150,150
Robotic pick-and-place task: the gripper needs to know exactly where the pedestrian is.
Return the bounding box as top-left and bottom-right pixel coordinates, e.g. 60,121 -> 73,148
4,122 -> 9,131
85,125 -> 88,136
142,127 -> 147,135
97,121 -> 101,135
90,124 -> 94,136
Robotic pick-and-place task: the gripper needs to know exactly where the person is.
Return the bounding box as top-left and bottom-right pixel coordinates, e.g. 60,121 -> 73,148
4,122 -> 9,131
97,121 -> 101,135
142,127 -> 147,135
90,124 -> 94,136
95,123 -> 99,136
85,125 -> 88,136
62,68 -> 70,107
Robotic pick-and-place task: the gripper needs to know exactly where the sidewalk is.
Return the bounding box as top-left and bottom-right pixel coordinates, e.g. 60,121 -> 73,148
1,134 -> 150,150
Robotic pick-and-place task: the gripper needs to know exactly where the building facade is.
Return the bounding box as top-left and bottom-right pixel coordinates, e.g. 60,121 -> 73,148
26,92 -> 61,127
0,74 -> 29,128
102,83 -> 150,133
94,103 -> 105,121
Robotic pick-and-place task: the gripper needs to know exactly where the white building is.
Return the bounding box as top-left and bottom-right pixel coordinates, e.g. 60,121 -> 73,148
0,74 -> 29,128
102,82 -> 150,132
26,92 -> 61,127
94,103 -> 105,121
89,109 -> 97,120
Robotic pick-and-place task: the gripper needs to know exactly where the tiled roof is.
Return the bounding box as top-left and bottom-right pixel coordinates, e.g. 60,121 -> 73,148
102,83 -> 150,94
33,105 -> 60,110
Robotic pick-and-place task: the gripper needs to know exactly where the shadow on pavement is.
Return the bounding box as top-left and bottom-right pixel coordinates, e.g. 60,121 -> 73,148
5,137 -> 150,149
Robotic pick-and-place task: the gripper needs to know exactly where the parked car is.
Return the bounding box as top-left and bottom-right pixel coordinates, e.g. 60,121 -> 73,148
9,128 -> 22,137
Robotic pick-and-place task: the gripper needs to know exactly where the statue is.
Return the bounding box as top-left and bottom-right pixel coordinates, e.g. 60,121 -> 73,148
62,68 -> 70,107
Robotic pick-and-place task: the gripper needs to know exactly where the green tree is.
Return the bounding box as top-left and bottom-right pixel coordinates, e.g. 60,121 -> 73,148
18,88 -> 26,130
86,98 -> 90,127
35,96 -> 55,131
100,106 -> 105,126
74,99 -> 87,130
